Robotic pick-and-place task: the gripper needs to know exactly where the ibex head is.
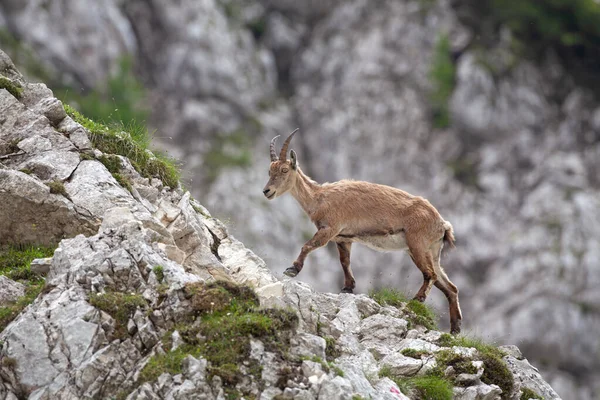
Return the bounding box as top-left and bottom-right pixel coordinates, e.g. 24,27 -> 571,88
263,128 -> 299,200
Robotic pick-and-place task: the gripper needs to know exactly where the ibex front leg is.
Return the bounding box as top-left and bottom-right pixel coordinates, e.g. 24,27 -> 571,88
284,227 -> 337,277
337,242 -> 355,293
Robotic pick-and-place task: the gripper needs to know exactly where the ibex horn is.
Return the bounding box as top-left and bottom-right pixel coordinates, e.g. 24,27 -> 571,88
279,128 -> 299,160
270,135 -> 280,161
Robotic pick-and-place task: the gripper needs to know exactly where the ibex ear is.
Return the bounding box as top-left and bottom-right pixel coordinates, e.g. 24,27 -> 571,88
290,149 -> 298,170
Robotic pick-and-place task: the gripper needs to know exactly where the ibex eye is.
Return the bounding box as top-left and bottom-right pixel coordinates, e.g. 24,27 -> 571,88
282,168 -> 289,173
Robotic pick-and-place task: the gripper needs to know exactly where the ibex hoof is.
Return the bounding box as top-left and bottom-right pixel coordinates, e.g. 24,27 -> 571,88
413,294 -> 426,303
283,266 -> 299,277
340,287 -> 354,294
450,320 -> 462,335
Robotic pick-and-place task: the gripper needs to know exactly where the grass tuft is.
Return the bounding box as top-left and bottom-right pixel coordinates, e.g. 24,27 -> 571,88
0,75 -> 23,99
406,299 -> 438,330
152,266 -> 164,283
369,288 -> 438,330
401,348 -> 431,359
433,349 -> 478,379
47,180 -> 69,198
0,284 -> 44,332
88,292 -> 147,339
0,244 -> 55,332
64,104 -> 180,189
324,336 -> 341,361
396,375 -> 454,400
438,333 -> 513,397
139,345 -> 199,383
520,387 -> 543,400
0,245 -> 54,281
369,288 -> 408,308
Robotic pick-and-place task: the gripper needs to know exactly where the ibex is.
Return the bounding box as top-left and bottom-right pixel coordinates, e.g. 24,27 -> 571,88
263,129 -> 462,334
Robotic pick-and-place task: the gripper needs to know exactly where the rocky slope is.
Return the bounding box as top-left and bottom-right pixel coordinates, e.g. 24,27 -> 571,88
1,1 -> 599,398
0,50 -> 562,400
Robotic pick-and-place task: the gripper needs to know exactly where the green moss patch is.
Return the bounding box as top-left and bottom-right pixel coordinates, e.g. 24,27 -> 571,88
0,245 -> 55,331
0,284 -> 44,332
98,154 -> 122,173
396,375 -> 454,400
401,348 -> 431,359
369,287 -> 407,308
433,349 -> 478,382
369,288 -> 438,330
0,245 -> 54,281
438,334 -> 513,397
406,299 -> 437,330
141,281 -> 298,398
0,75 -> 23,99
96,154 -> 134,193
139,345 -> 200,382
324,336 -> 341,361
521,387 -> 543,400
46,180 -> 69,198
152,266 -> 164,283
64,104 -> 180,189
88,292 -> 147,339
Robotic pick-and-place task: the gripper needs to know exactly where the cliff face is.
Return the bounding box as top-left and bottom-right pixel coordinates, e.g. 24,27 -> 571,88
0,50 -> 562,400
1,1 -> 599,398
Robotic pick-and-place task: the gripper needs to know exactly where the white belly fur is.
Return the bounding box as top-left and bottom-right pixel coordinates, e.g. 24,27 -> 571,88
353,232 -> 408,251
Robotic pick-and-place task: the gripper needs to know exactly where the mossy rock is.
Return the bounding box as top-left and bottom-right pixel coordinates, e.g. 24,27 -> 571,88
0,75 -> 23,99
88,292 -> 147,339
142,281 -> 298,398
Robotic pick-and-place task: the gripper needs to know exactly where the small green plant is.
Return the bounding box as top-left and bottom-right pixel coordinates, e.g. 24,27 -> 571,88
438,334 -> 505,358
0,284 -> 44,332
0,245 -> 56,331
0,75 -> 23,98
369,288 -> 438,330
79,152 -> 95,161
301,355 -> 331,373
324,336 -> 341,360
64,105 -> 180,189
331,364 -> 344,377
401,348 -> 430,359
47,180 -> 69,198
369,288 -> 408,308
406,299 -> 438,330
379,365 -> 393,379
112,173 -> 133,192
153,266 -> 165,283
433,349 -> 478,378
429,33 -> 456,128
0,245 -> 55,281
88,292 -> 147,339
520,387 -> 543,400
438,334 -> 513,397
396,375 -> 454,400
98,154 -> 122,173
352,396 -> 366,400
1,357 -> 17,368
139,345 -> 200,382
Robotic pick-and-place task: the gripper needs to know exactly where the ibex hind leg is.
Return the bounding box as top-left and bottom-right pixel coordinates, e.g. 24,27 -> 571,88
432,240 -> 462,334
407,241 -> 437,302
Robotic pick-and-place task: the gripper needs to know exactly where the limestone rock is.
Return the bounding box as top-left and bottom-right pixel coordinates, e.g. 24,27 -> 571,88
0,276 -> 26,305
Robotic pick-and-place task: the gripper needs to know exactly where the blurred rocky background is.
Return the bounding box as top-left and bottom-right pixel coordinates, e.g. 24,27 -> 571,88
1,0 -> 598,398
